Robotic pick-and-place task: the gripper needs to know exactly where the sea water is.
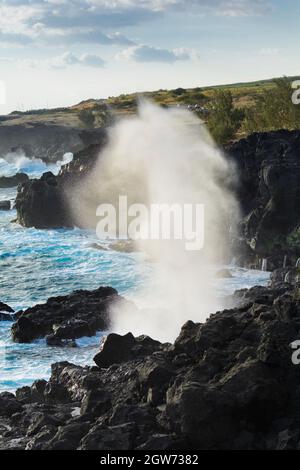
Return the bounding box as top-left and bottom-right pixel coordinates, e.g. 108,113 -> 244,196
0,157 -> 270,393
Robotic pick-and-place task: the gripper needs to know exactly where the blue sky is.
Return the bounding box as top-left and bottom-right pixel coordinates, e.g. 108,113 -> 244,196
0,0 -> 299,113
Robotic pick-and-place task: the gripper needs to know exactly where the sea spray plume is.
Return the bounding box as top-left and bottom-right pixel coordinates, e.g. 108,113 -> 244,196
67,101 -> 239,342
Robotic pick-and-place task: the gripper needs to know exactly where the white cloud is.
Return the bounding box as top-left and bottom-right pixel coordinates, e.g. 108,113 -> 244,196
47,51 -> 105,68
87,0 -> 271,16
117,44 -> 197,63
0,1 -> 273,49
1,51 -> 105,69
79,53 -> 106,67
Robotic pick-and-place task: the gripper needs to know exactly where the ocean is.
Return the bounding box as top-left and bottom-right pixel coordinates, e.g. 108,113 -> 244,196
0,155 -> 270,392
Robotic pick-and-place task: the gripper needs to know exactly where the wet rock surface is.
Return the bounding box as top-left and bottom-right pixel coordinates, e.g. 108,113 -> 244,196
11,286 -> 123,343
15,134 -> 107,229
227,130 -> 300,269
270,267 -> 300,287
0,200 -> 11,211
0,302 -> 15,321
3,282 -> 300,450
0,173 -> 29,189
0,124 -> 105,163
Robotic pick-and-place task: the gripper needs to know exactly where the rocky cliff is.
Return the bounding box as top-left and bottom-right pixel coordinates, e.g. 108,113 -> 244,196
227,130 -> 300,269
0,123 -> 105,163
15,135 -> 107,228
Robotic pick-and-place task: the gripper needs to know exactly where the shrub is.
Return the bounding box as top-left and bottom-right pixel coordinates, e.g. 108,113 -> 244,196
207,90 -> 243,145
241,77 -> 300,134
78,109 -> 95,128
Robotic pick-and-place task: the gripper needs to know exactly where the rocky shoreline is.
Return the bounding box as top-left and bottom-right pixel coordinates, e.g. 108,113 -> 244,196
1,275 -> 300,450
10,286 -> 124,346
1,127 -> 300,450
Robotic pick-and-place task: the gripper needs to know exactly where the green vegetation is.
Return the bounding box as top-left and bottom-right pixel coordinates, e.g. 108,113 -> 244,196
105,76 -> 300,144
207,90 -> 244,145
9,107 -> 72,116
242,77 -> 300,134
78,104 -> 111,128
2,75 -> 300,143
78,109 -> 95,128
287,227 -> 300,249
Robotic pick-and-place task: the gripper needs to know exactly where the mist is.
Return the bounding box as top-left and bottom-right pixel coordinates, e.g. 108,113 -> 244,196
67,101 -> 239,342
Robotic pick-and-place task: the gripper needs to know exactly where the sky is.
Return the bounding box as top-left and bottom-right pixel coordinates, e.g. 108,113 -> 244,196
0,0 -> 299,114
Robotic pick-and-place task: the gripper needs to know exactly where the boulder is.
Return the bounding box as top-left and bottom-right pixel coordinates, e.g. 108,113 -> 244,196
79,423 -> 135,451
15,138 -> 107,229
11,286 -> 120,343
0,301 -> 15,321
93,333 -> 162,368
0,392 -> 23,417
15,171 -> 72,228
271,267 -> 300,287
0,301 -> 14,313
0,173 -> 29,188
0,200 -> 11,211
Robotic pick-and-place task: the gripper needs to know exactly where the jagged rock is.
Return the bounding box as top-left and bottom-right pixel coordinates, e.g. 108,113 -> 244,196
15,171 -> 72,228
15,137 -> 107,229
80,389 -> 111,417
0,301 -> 15,321
93,333 -> 162,368
43,422 -> 92,450
0,200 -> 11,210
44,382 -> 70,404
271,267 -> 300,287
0,124 -> 105,163
166,382 -> 236,449
16,379 -> 47,404
227,130 -> 300,267
0,393 -> 23,417
0,301 -> 14,313
3,284 -> 300,450
25,425 -> 58,450
136,434 -> 178,451
0,173 -> 29,188
30,380 -> 47,402
79,423 -> 135,450
0,312 -> 15,321
11,286 -> 120,343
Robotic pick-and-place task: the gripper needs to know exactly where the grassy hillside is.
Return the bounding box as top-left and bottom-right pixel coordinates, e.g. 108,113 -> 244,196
1,75 -> 299,143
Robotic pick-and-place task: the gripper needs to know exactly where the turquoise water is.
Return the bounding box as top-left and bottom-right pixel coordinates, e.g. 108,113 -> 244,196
0,197 -> 150,392
0,156 -> 150,392
0,156 -> 270,393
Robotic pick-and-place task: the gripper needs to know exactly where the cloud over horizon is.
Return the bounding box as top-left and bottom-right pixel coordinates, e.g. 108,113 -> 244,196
0,0 -> 272,49
0,51 -> 105,69
117,44 -> 198,63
